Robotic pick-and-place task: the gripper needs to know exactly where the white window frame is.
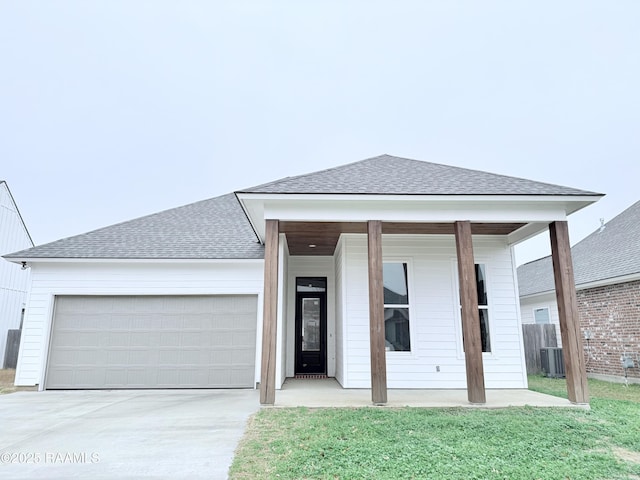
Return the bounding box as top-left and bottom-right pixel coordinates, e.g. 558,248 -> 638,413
382,258 -> 414,355
451,259 -> 495,358
533,306 -> 551,325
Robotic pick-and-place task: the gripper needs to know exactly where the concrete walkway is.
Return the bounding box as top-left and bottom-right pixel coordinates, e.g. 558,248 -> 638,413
0,389 -> 259,479
273,378 -> 584,409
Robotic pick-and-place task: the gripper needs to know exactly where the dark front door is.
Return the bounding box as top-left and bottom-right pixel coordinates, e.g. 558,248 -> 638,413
295,277 -> 327,374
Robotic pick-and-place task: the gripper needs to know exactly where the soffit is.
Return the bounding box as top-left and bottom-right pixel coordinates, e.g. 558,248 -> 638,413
280,221 -> 527,256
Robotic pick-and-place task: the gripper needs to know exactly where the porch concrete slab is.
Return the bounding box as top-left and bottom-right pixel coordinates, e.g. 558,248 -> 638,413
274,378 -> 584,409
0,389 -> 259,479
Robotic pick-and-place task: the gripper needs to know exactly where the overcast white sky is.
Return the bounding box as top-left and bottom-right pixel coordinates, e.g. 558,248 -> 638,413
1,2 -> 638,265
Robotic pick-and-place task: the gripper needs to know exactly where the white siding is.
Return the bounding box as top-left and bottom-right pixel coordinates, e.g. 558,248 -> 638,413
520,293 -> 562,347
276,235 -> 289,388
15,261 -> 264,387
341,234 -> 527,389
0,182 -> 33,364
334,237 -> 346,386
284,256 -> 336,379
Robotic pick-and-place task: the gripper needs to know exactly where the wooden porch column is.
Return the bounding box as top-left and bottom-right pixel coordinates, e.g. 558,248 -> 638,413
260,219 -> 279,405
549,221 -> 589,404
367,220 -> 387,405
454,221 -> 486,404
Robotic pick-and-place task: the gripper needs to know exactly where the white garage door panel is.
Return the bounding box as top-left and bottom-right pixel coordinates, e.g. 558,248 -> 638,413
46,295 -> 257,389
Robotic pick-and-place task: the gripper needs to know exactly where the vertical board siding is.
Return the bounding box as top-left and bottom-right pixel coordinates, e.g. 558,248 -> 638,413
522,324 -> 559,374
334,237 -> 345,385
276,235 -> 289,388
15,261 -> 264,387
0,183 -> 33,363
342,234 -> 527,389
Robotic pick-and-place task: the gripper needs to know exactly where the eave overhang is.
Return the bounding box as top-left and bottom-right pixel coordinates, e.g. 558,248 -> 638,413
235,192 -> 603,250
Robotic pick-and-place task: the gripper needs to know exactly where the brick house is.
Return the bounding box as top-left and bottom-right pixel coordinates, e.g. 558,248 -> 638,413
518,200 -> 640,383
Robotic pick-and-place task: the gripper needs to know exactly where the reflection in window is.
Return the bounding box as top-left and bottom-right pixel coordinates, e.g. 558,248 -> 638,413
383,263 -> 411,351
461,264 -> 491,353
301,298 -> 320,351
475,264 -> 491,353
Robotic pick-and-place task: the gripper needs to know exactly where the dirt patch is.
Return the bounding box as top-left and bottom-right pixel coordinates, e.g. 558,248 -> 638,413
0,369 -> 37,394
612,446 -> 640,464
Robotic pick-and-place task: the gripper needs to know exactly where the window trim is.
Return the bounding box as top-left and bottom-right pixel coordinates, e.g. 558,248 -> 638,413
452,259 -> 495,358
533,306 -> 551,325
382,258 -> 414,355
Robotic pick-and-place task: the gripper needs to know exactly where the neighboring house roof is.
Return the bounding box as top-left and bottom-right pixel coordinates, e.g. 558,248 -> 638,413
518,200 -> 640,296
239,154 -> 599,196
4,155 -> 602,261
0,180 -> 35,249
5,193 -> 264,260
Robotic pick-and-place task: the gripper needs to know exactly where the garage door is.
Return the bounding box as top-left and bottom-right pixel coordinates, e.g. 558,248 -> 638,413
45,295 -> 257,389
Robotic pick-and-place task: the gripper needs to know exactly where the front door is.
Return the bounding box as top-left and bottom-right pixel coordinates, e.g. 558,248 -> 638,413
295,277 -> 327,374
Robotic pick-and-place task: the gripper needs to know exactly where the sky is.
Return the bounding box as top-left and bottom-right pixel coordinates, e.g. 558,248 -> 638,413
1,1 -> 638,265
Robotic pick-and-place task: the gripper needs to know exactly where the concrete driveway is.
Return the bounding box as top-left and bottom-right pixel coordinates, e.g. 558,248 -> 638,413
0,389 -> 259,479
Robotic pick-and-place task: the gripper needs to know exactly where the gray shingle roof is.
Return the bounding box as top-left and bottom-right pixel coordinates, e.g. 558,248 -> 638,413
5,155 -> 603,261
4,193 -> 264,260
518,200 -> 640,296
239,154 -> 600,196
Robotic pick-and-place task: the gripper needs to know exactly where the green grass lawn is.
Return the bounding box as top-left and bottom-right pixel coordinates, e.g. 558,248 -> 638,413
229,377 -> 640,480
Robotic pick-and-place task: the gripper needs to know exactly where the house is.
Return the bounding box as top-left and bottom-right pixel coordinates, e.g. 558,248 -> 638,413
0,180 -> 34,367
4,155 -> 603,405
518,200 -> 640,383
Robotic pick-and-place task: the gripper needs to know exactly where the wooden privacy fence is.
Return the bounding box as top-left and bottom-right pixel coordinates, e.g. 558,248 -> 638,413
3,329 -> 21,369
522,324 -> 558,374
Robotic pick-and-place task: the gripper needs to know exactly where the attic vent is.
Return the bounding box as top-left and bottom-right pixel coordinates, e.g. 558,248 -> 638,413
540,347 -> 565,378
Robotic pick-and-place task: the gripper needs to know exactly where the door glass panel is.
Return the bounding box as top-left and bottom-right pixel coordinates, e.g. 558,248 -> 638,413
301,298 -> 320,352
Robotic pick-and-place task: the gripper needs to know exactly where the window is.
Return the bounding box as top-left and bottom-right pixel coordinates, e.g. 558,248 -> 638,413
460,263 -> 491,353
383,262 -> 410,352
475,264 -> 491,353
533,307 -> 550,324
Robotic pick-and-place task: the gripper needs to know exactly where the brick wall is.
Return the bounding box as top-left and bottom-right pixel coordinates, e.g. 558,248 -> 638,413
579,279 -> 640,380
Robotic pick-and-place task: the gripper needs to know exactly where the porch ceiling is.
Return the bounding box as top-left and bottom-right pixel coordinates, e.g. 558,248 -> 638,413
279,221 -> 527,256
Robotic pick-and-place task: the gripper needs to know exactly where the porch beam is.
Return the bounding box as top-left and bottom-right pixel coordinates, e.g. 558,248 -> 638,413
367,220 -> 387,405
549,221 -> 589,404
454,221 -> 486,404
260,219 -> 279,405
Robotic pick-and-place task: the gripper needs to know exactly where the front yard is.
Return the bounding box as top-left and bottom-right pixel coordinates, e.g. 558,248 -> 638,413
230,378 -> 640,480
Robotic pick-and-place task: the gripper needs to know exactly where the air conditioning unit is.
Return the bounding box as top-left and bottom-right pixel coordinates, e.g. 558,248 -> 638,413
540,347 -> 566,378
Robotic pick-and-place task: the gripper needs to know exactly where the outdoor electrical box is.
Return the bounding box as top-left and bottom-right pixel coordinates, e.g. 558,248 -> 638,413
622,357 -> 635,369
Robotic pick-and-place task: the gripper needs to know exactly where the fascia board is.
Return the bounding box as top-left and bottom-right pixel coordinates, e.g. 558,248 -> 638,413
262,200 -> 571,223
519,273 -> 640,299
236,193 -> 602,203
235,192 -> 603,242
519,291 -> 557,301
6,258 -> 265,265
575,272 -> 640,291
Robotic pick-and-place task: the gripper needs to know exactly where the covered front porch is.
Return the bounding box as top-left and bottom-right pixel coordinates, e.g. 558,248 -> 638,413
256,218 -> 589,407
271,378 -> 582,409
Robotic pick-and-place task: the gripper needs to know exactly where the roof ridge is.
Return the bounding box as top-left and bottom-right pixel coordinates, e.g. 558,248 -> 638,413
236,154 -> 391,192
